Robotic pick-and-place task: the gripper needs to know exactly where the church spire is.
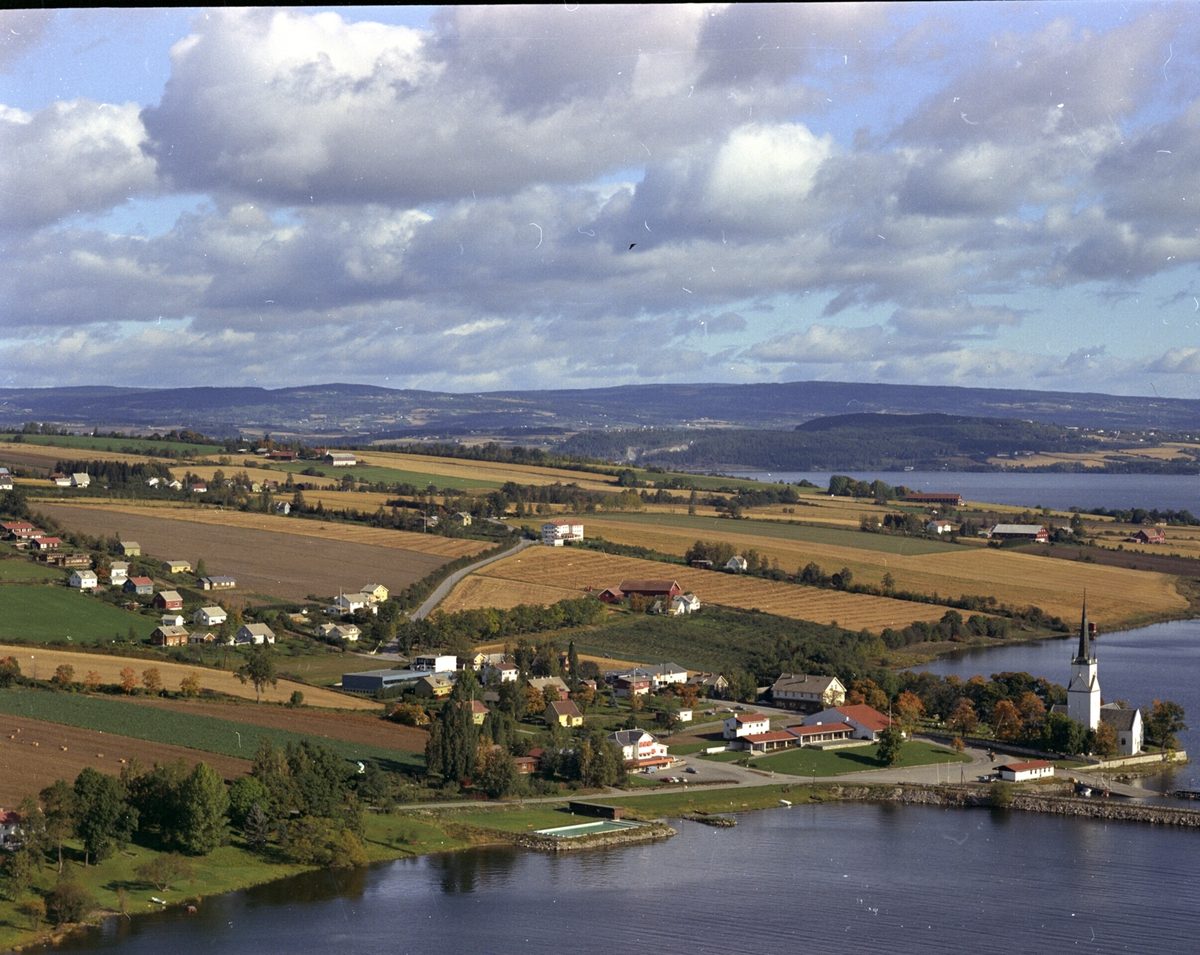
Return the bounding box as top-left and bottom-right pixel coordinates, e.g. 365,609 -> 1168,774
1076,593 -> 1090,661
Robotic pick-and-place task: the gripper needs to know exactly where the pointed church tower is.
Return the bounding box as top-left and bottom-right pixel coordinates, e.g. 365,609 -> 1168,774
1067,595 -> 1100,729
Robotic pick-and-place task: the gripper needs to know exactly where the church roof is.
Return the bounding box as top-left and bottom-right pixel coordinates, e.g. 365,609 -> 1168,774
1100,707 -> 1139,731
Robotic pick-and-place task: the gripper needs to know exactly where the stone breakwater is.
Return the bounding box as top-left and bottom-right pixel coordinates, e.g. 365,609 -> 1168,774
834,784 -> 1200,827
509,822 -> 677,852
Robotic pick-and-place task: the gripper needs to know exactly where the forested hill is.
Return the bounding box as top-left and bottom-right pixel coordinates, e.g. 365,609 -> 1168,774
1,380 -> 1199,438
555,414 -> 1106,471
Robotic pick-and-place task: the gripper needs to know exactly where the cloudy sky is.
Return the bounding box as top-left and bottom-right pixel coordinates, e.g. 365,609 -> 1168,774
3,4 -> 1200,397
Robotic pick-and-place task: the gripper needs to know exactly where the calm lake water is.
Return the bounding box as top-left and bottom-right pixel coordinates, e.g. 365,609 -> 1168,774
908,618 -> 1200,792
730,470 -> 1200,512
35,803 -> 1200,955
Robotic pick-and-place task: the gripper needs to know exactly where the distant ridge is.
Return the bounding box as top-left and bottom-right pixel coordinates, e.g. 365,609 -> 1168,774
0,380 -> 1197,437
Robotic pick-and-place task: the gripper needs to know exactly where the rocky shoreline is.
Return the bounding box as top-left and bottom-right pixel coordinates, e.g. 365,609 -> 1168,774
834,784 -> 1200,827
508,822 -> 677,852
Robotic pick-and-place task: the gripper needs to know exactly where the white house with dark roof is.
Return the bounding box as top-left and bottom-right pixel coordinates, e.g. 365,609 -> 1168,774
1100,704 -> 1144,756
236,623 -> 276,645
723,713 -> 771,740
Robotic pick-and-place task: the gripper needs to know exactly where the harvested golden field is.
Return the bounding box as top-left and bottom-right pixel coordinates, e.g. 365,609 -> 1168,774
438,574 -> 577,613
0,443 -> 174,472
34,503 -> 482,602
447,547 -> 952,631
0,714 -> 251,807
573,515 -> 1185,630
0,644 -> 379,710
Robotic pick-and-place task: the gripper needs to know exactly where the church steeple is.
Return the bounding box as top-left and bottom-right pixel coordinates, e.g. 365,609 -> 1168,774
1076,593 -> 1091,662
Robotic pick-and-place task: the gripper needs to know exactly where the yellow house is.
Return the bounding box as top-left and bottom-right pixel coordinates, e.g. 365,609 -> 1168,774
462,699 -> 489,725
544,700 -> 584,727
415,675 -> 454,700
360,583 -> 389,603
162,559 -> 192,574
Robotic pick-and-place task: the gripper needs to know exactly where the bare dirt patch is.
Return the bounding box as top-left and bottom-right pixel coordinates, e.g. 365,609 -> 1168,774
122,696 -> 428,753
0,714 -> 251,806
34,503 -> 456,602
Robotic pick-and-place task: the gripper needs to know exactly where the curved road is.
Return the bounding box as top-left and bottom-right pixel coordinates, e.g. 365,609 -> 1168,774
410,535 -> 536,620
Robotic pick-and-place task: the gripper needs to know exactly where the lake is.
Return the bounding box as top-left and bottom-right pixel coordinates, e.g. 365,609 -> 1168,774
35,802 -> 1200,955
730,470 -> 1200,512
908,618 -> 1200,791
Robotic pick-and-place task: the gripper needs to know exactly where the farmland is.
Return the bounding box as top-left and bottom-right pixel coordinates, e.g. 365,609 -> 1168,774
561,514 -> 1187,630
32,503 -> 467,602
440,546 -> 957,631
0,644 -> 379,709
0,559 -> 65,581
0,433 -> 219,456
0,709 -> 252,807
0,688 -> 420,775
0,585 -> 157,643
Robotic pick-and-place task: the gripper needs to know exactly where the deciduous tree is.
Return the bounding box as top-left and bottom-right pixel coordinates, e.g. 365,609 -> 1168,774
1143,699 -> 1188,750
142,668 -> 163,695
119,667 -> 137,694
947,698 -> 978,737
51,664 -> 74,690
135,853 -> 194,892
83,671 -> 102,693
990,699 -> 1022,741
236,646 -> 277,703
875,726 -> 904,766
179,672 -> 201,697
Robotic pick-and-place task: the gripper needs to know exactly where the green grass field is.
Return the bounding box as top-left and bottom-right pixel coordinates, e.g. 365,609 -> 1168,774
0,560 -> 65,581
0,584 -> 156,643
725,740 -> 971,777
585,512 -> 955,555
267,459 -> 495,491
0,688 -> 422,773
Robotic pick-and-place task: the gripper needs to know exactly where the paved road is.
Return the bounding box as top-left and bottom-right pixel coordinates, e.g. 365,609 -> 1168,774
410,536 -> 536,620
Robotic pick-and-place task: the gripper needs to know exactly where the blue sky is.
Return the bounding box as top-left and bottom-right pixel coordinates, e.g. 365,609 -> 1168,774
3,3 -> 1200,397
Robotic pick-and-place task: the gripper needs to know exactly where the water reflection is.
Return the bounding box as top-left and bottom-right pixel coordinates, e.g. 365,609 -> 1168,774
425,845 -> 520,894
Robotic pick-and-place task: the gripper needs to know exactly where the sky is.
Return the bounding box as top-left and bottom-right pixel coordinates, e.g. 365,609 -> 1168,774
3,3 -> 1200,398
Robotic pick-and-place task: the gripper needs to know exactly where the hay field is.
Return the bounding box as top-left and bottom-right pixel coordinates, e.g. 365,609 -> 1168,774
0,442 -> 175,475
358,450 -> 619,492
0,713 -> 251,807
444,547 -> 953,630
34,503 -> 459,602
586,515 -> 1184,629
0,644 -> 378,710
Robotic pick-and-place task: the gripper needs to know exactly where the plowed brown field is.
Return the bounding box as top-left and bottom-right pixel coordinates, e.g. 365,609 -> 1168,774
0,715 -> 251,806
33,503 -> 474,602
443,547 -> 954,630
0,645 -> 379,710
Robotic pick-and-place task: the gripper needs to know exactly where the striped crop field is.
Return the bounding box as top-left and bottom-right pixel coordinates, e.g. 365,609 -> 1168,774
566,514 -> 1187,630
0,644 -> 378,710
443,547 -> 954,631
35,502 -> 488,559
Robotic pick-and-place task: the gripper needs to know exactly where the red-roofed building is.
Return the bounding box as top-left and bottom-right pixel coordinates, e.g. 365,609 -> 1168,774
739,730 -> 798,753
1132,528 -> 1166,544
723,712 -> 771,739
31,536 -> 62,551
124,576 -> 154,596
786,723 -> 856,746
597,587 -> 625,603
618,580 -> 681,598
801,704 -> 897,742
996,760 -> 1054,782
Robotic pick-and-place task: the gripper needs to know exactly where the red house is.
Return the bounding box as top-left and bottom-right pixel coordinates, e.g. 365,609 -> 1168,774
597,587 -> 625,603
1133,528 -> 1166,544
617,579 -> 682,599
153,590 -> 184,611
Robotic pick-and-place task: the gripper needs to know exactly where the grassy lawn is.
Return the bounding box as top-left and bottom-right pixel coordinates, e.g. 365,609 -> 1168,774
584,511 -> 955,555
0,560 -> 66,581
0,584 -> 157,643
603,783 -> 812,818
0,689 -> 421,773
748,740 -> 971,777
450,806 -> 577,833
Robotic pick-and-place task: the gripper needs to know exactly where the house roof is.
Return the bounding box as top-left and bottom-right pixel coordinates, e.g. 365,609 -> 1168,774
772,673 -> 842,693
1100,706 -> 1139,731
991,524 -> 1046,535
128,576 -> 153,586
743,731 -> 797,744
833,704 -> 895,731
241,623 -> 275,637
998,759 -> 1053,772
546,700 -> 582,717
157,590 -> 183,602
608,729 -> 657,746
618,579 -> 680,593
732,712 -> 768,724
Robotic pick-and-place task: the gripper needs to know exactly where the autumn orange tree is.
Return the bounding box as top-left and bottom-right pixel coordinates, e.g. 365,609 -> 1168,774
84,670 -> 102,693
990,699 -> 1022,741
119,667 -> 137,694
895,691 -> 925,731
179,672 -> 201,697
948,698 -> 978,737
51,664 -> 75,689
142,668 -> 163,695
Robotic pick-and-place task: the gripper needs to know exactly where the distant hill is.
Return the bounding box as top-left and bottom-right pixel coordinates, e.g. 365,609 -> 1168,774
557,413 -> 1103,471
1,380 -> 1198,439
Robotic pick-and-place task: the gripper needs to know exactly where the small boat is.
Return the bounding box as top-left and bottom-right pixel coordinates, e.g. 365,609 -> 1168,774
151,897 -> 167,905
779,799 -> 792,807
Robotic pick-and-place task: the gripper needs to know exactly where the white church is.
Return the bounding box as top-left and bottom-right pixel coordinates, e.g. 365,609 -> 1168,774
1060,599 -> 1143,756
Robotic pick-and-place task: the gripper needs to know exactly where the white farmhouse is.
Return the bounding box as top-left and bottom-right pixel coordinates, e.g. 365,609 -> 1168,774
70,569 -> 98,590
194,606 -> 228,628
541,521 -> 584,546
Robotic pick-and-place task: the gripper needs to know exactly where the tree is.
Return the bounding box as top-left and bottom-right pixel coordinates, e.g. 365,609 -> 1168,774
73,767 -> 137,866
39,779 -> 76,873
0,847 -> 34,902
947,698 -> 978,737
1143,699 -> 1188,750
475,748 -> 520,799
51,664 -> 74,690
1091,720 -> 1119,758
135,852 -> 194,892
45,877 -> 95,926
236,646 -> 277,702
848,678 -> 888,711
881,572 -> 895,591
179,672 -> 201,697
142,667 -> 163,695
178,762 -> 229,854
0,655 -> 20,688
227,775 -> 272,829
83,670 -> 102,693
1039,712 -> 1088,755
119,667 -> 137,694
16,897 -> 45,931
990,699 -> 1022,741
875,726 -> 904,766
894,691 -> 925,732
195,557 -> 207,578
243,804 -> 271,852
